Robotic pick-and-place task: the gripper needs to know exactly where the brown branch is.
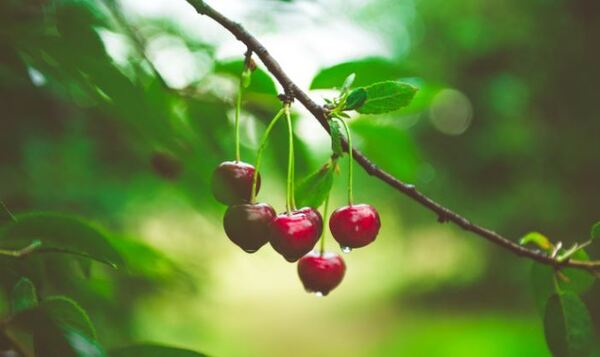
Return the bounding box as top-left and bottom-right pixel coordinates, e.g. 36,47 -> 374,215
184,0 -> 600,272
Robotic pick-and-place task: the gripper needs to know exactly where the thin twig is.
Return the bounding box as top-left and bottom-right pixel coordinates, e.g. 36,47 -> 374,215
0,329 -> 32,357
178,0 -> 600,272
0,240 -> 42,258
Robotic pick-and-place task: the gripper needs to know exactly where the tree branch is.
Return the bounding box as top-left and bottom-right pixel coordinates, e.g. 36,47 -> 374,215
185,0 -> 600,272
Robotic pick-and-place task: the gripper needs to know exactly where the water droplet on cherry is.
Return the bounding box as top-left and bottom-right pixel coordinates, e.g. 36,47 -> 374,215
341,246 -> 352,254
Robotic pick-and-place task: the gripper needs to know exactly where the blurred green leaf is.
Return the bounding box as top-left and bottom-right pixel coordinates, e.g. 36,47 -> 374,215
110,344 -> 207,357
344,88 -> 368,111
108,236 -> 191,284
350,118 -> 419,181
15,296 -> 97,338
591,222 -> 600,240
0,212 -> 124,268
12,296 -> 105,357
35,327 -> 106,357
531,263 -> 555,315
357,81 -> 417,114
10,277 -> 37,314
310,57 -> 411,89
531,250 -> 594,315
295,162 -> 335,209
214,59 -> 277,95
520,232 -> 553,252
560,250 -> 595,295
543,292 -> 593,357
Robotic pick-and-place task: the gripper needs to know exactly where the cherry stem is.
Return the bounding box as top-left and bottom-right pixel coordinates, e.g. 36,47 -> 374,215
291,133 -> 297,209
334,118 -> 354,205
250,108 -> 285,204
284,104 -> 295,213
234,79 -> 242,162
319,189 -> 331,256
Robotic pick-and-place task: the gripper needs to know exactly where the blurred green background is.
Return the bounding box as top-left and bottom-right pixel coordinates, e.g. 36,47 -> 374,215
1,0 -> 599,356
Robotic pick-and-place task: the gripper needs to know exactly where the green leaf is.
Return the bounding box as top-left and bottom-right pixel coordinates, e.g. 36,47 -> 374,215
340,73 -> 356,94
295,162 -> 335,209
36,297 -> 96,339
349,118 -> 420,181
560,250 -> 595,295
329,119 -> 343,157
35,327 -> 106,357
12,296 -> 105,357
520,232 -> 554,252
0,212 -> 124,268
310,57 -> 411,89
357,81 -> 417,114
10,277 -> 37,314
214,59 -> 277,95
531,250 -> 594,315
591,222 -> 600,240
531,263 -> 556,315
344,88 -> 368,111
110,344 -> 207,357
544,292 -> 594,357
0,201 -> 16,225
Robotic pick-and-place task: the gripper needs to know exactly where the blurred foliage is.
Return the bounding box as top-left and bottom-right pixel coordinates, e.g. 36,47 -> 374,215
1,0 -> 600,356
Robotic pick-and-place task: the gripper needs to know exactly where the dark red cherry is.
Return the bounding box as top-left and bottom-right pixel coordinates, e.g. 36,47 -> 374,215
223,203 -> 275,253
150,151 -> 182,180
329,204 -> 381,250
298,251 -> 346,296
211,161 -> 260,205
296,207 -> 323,237
269,211 -> 320,262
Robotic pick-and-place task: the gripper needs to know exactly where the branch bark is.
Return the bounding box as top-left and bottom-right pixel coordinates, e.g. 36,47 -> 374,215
185,0 -> 600,272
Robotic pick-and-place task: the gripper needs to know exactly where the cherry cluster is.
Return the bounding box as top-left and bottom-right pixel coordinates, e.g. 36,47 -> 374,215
210,62 -> 380,296
212,160 -> 380,295
212,129 -> 380,296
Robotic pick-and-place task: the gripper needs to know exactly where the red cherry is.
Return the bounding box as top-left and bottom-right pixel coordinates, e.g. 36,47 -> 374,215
298,251 -> 346,296
211,161 -> 260,205
329,204 -> 381,250
296,207 -> 323,237
223,203 -> 275,253
269,210 -> 321,262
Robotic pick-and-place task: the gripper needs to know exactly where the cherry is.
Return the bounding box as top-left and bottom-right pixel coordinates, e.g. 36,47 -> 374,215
211,161 -> 260,205
223,203 -> 275,253
296,207 -> 323,237
329,204 -> 381,250
297,251 -> 346,296
269,210 -> 321,262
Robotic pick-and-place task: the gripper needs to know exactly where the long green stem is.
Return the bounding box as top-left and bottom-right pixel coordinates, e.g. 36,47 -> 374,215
234,80 -> 243,162
290,117 -> 297,210
335,118 -> 354,205
284,104 -> 295,213
319,190 -> 331,255
250,109 -> 285,203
